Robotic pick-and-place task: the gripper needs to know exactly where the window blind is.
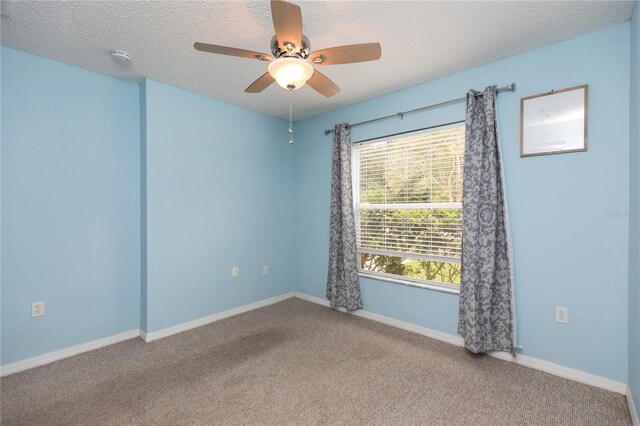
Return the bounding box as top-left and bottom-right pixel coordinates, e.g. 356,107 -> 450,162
355,123 -> 465,263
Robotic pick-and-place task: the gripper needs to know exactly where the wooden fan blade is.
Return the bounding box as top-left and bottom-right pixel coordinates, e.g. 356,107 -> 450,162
194,42 -> 273,61
309,43 -> 382,66
245,73 -> 276,93
271,0 -> 302,50
307,70 -> 340,97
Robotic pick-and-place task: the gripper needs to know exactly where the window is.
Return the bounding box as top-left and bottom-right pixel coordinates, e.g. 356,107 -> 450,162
354,122 -> 465,291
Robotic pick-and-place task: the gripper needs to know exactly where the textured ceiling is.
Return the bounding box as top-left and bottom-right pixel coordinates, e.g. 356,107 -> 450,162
0,1 -> 633,120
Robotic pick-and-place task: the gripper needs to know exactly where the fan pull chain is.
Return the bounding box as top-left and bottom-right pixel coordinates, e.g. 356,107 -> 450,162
288,93 -> 294,144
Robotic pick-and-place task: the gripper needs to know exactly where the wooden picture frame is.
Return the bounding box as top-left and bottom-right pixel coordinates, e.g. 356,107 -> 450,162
520,84 -> 588,157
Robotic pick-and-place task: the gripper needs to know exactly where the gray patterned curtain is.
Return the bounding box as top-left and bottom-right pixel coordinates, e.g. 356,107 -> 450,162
326,123 -> 362,311
458,86 -> 516,355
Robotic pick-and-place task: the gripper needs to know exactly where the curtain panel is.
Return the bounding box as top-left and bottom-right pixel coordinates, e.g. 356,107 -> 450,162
458,86 -> 516,354
326,123 -> 362,311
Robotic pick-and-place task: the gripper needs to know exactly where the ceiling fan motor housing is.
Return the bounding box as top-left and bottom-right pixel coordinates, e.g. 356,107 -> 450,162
270,35 -> 310,59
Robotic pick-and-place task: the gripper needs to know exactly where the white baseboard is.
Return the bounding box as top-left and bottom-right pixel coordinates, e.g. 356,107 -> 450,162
491,351 -> 626,394
293,292 -> 627,395
294,291 -> 464,346
0,329 -> 141,377
294,292 -> 330,306
629,386 -> 640,426
1,292 -> 296,376
1,291 -> 628,401
142,292 -> 295,342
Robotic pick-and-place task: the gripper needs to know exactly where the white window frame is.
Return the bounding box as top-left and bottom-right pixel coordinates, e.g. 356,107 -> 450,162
353,122 -> 464,294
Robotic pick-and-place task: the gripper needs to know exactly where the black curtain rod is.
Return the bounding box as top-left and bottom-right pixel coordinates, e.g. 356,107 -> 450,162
324,83 -> 516,135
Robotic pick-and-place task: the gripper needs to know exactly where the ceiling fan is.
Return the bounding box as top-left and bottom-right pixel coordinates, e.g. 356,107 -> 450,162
194,0 -> 382,98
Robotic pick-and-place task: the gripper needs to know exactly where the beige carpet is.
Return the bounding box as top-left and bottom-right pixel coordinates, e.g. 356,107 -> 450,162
0,298 -> 631,425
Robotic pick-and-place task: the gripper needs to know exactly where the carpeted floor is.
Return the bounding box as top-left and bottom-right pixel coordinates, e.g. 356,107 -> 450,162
0,298 -> 632,425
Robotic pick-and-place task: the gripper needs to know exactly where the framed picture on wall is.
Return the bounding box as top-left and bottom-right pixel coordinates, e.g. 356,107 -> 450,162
520,84 -> 588,157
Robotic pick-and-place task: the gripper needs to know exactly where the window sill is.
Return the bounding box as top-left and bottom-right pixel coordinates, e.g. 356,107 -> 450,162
358,272 -> 460,295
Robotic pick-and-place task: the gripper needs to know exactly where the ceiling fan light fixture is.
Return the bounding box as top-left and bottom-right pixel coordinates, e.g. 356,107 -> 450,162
268,57 -> 313,90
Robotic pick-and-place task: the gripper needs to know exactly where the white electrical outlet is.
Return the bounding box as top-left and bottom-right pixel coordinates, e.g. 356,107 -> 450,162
32,301 -> 45,318
232,266 -> 239,277
263,265 -> 269,276
555,306 -> 568,324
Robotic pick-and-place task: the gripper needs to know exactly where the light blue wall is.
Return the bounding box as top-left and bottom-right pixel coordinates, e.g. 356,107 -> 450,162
628,0 -> 640,417
1,33 -> 3,366
140,80 -> 148,332
0,49 -> 296,363
142,79 -> 295,332
0,47 -> 141,364
294,24 -> 631,382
